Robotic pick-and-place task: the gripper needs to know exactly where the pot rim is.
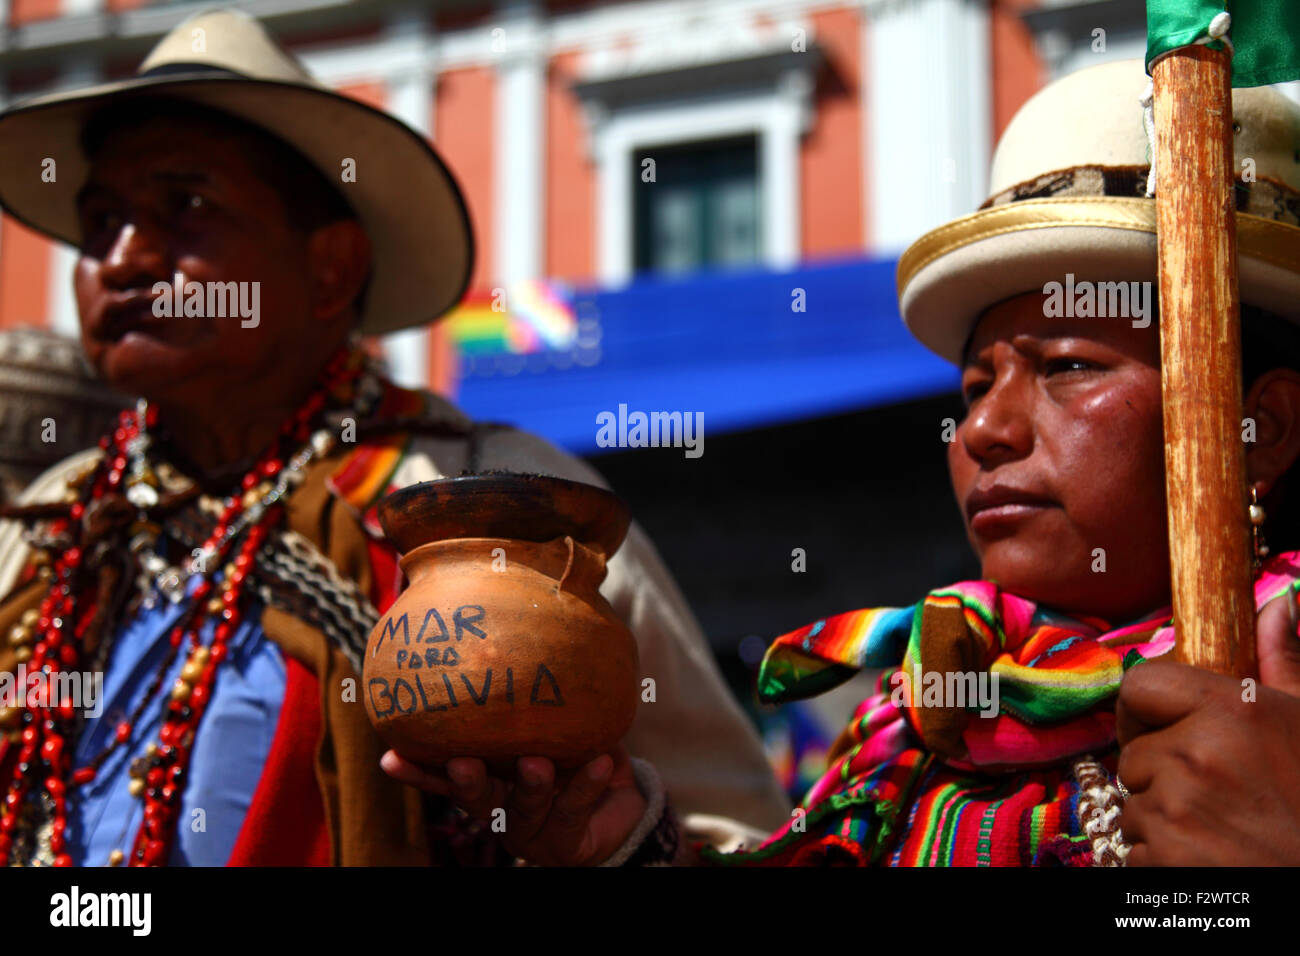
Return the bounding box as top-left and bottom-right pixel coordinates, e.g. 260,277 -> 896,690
377,472 -> 631,557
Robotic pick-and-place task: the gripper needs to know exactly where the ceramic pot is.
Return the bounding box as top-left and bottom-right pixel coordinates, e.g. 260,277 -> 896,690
362,473 -> 640,771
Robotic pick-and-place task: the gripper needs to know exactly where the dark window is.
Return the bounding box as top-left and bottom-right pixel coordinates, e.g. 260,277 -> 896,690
632,135 -> 760,276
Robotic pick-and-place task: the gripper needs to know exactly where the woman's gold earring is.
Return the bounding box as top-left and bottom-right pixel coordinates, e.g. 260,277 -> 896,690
1251,485 -> 1269,571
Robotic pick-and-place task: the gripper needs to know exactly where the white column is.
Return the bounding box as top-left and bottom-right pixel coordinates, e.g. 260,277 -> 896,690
768,69 -> 810,270
380,10 -> 436,389
48,61 -> 101,338
493,0 -> 545,287
863,0 -> 991,254
595,116 -> 631,287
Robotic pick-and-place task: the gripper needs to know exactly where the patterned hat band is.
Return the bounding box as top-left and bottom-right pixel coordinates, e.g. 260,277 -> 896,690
981,163 -> 1300,229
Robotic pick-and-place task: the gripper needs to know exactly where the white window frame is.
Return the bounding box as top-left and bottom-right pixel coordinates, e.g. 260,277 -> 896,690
586,70 -> 811,286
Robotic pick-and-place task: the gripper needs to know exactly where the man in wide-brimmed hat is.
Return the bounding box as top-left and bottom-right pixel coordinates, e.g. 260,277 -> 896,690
0,9 -> 787,866
469,58 -> 1300,866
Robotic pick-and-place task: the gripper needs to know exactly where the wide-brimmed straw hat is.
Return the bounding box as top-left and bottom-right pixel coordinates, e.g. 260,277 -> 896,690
898,58 -> 1300,365
0,8 -> 474,336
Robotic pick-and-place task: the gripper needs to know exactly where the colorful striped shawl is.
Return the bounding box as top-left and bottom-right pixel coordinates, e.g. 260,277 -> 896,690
707,552 -> 1300,867
325,379 -> 432,536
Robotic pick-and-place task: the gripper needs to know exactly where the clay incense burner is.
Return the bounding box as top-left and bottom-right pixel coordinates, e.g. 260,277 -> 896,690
362,473 -> 640,772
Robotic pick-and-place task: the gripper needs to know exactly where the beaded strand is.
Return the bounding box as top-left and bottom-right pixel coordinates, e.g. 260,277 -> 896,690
0,347 -> 365,866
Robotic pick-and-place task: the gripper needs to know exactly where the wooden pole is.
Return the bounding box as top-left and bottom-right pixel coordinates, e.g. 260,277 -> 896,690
1154,46 -> 1257,678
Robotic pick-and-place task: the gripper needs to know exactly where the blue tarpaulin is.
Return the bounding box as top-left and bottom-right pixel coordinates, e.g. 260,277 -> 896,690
453,256 -> 959,454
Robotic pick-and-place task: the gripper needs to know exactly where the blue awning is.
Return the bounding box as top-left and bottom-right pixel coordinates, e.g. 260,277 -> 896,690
453,256 -> 960,454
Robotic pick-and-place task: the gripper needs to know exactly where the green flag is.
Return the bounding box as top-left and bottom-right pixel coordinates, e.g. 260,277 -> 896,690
1147,0 -> 1300,87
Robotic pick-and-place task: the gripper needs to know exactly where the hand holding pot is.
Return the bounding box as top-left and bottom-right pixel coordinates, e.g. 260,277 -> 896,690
381,748 -> 647,866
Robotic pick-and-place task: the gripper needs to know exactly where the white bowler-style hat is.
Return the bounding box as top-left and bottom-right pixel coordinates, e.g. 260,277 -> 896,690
897,58 -> 1300,364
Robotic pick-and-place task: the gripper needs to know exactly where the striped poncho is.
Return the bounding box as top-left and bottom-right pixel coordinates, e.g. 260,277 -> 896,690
706,551 -> 1300,867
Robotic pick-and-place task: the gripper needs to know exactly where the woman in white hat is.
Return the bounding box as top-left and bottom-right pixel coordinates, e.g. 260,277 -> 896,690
398,58 -> 1300,866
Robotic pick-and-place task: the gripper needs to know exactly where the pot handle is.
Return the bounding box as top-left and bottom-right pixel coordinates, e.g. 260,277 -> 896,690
556,535 -> 606,594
